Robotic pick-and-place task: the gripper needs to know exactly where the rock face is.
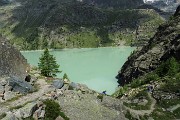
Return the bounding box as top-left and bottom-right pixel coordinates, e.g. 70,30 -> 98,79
144,0 -> 180,12
0,36 -> 28,79
8,76 -> 33,94
116,5 -> 180,86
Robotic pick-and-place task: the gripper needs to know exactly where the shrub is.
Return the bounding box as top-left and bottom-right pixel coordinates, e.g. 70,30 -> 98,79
44,99 -> 61,120
156,57 -> 179,77
0,113 -> 6,119
131,79 -> 143,88
112,85 -> 129,97
43,99 -> 69,120
144,73 -> 159,83
63,73 -> 69,80
97,94 -> 104,102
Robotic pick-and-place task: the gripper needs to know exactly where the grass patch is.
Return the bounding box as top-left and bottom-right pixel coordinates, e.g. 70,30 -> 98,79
125,110 -> 136,120
9,105 -> 24,111
150,107 -> 176,120
173,107 -> 180,118
112,85 -> 129,98
9,101 -> 34,111
123,91 -> 152,110
5,95 -> 23,103
157,99 -> 180,109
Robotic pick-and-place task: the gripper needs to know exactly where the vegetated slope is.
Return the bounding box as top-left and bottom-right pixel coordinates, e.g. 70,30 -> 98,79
113,6 -> 180,120
116,5 -> 180,86
0,35 -> 28,79
0,0 -> 164,50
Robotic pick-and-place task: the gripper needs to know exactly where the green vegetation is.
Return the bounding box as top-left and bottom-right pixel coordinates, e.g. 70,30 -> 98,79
116,57 -> 180,119
125,110 -> 135,120
9,105 -> 24,111
148,107 -> 178,120
5,95 -> 23,103
112,85 -> 128,98
38,48 -> 61,77
97,94 -> 104,102
130,73 -> 159,88
156,57 -> 179,77
123,91 -> 152,110
63,73 -> 69,80
9,101 -> 33,111
0,113 -> 6,119
23,116 -> 34,120
43,99 -> 69,120
0,1 -> 164,50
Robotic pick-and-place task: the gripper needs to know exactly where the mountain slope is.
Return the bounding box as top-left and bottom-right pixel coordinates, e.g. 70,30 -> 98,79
83,0 -> 144,9
144,0 -> 180,12
0,0 -> 164,50
116,5 -> 180,85
114,7 -> 180,119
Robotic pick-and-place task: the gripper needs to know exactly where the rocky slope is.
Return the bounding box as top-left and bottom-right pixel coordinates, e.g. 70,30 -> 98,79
116,5 -> 180,85
0,68 -> 128,120
0,35 -> 28,79
0,0 -> 164,50
83,0 -> 144,9
144,0 -> 180,12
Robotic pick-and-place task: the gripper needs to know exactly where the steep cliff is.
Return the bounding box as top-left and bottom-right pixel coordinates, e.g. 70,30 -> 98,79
116,5 -> 180,85
0,35 -> 28,79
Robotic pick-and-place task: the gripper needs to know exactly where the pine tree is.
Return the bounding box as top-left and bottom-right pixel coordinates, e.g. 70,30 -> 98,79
38,48 -> 61,77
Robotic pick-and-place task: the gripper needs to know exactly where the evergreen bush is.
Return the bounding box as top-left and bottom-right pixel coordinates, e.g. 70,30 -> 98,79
38,48 -> 61,77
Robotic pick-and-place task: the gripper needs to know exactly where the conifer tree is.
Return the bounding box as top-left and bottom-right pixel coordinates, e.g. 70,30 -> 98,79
38,48 -> 61,77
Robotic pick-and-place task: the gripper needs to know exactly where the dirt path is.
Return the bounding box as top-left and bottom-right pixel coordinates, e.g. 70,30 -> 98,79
0,79 -> 54,115
124,93 -> 156,116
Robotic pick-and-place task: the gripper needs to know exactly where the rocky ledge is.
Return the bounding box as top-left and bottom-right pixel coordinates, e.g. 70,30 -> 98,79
116,5 -> 180,86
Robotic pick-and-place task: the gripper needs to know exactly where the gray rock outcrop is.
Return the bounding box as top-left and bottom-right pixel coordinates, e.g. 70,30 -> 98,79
52,79 -> 64,89
0,36 -> 28,79
8,76 -> 33,94
116,5 -> 180,86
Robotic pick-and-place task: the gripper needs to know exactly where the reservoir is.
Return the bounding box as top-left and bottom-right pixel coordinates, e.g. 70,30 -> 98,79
21,47 -> 135,95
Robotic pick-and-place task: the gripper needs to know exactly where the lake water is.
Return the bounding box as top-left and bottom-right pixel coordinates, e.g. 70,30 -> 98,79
21,47 -> 135,95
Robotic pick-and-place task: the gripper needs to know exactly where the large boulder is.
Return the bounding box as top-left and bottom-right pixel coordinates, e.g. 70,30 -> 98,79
116,5 -> 180,86
8,76 -> 33,94
69,82 -> 79,90
3,91 -> 16,101
52,79 -> 64,89
174,4 -> 180,16
0,36 -> 28,79
0,77 -> 8,86
18,102 -> 37,118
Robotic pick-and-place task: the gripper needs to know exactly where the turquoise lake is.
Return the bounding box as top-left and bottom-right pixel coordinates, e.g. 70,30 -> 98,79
21,47 -> 135,95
